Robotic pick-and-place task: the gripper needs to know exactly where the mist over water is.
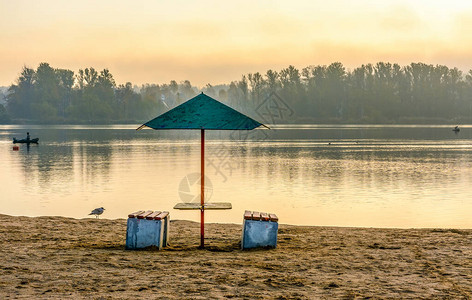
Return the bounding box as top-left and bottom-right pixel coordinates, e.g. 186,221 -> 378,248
1,124 -> 471,228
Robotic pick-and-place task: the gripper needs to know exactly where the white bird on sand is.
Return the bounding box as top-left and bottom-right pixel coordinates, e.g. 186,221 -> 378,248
89,207 -> 105,219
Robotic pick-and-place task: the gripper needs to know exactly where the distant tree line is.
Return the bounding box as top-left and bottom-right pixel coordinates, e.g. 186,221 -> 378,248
224,62 -> 472,123
2,61 -> 472,124
2,63 -> 196,123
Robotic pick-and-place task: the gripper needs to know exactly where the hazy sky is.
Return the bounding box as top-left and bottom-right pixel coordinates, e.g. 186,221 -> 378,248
1,0 -> 471,87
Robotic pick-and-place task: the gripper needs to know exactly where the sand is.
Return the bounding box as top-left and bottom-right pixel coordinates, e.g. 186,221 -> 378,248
0,214 -> 471,299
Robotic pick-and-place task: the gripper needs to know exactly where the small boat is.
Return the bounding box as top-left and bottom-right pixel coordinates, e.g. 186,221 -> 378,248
453,126 -> 460,132
13,137 -> 39,144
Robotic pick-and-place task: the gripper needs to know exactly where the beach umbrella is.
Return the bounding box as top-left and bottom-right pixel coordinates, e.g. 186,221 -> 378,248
137,92 -> 267,248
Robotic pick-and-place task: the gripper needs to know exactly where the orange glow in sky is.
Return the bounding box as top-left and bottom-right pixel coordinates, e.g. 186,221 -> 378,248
1,0 -> 472,86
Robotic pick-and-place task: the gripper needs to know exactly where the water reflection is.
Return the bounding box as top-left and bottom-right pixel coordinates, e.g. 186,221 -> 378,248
0,125 -> 471,229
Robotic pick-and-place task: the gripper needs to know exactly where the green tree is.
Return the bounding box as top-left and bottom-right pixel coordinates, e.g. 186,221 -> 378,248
140,84 -> 167,118
56,68 -> 74,119
265,69 -> 280,93
247,72 -> 264,105
7,66 -> 35,119
0,103 -> 11,123
33,63 -> 60,122
116,82 -> 137,120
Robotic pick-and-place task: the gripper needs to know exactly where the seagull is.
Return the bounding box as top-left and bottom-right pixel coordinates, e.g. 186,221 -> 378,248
89,207 -> 105,219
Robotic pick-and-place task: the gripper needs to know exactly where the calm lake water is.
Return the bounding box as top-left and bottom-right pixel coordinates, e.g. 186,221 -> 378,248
1,124 -> 471,228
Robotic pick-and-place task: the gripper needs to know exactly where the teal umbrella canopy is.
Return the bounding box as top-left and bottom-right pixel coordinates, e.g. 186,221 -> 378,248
137,93 -> 266,130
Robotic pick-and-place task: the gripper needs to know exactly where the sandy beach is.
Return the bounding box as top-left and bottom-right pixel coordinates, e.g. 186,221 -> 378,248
0,214 -> 471,299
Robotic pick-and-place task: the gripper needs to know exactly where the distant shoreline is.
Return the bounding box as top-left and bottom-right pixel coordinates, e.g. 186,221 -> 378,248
1,118 -> 470,126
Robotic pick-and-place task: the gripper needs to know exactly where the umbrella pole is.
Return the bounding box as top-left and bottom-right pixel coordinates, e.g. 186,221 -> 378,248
200,129 -> 205,248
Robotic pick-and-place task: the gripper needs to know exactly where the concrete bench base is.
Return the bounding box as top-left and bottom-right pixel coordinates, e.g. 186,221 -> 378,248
126,211 -> 169,250
242,211 -> 278,249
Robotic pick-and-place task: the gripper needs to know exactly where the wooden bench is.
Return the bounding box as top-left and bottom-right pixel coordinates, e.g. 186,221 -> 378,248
244,210 -> 278,222
241,210 -> 278,249
126,210 -> 170,250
